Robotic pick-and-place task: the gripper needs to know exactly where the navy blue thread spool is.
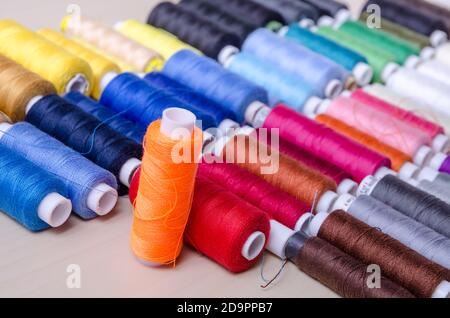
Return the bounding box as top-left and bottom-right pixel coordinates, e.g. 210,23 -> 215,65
24,95 -> 142,192
0,141 -> 72,231
64,92 -> 146,144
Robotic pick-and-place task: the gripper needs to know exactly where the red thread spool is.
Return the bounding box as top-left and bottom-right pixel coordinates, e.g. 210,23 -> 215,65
198,160 -> 310,229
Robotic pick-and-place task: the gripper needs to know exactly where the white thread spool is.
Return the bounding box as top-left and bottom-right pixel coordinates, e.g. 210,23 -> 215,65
0,123 -> 73,227
303,97 -> 434,167
405,56 -> 450,90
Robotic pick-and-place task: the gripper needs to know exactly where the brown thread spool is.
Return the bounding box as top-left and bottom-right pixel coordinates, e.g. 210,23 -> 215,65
316,114 -> 412,171
310,211 -> 450,298
0,54 -> 56,122
220,134 -> 337,206
286,233 -> 415,298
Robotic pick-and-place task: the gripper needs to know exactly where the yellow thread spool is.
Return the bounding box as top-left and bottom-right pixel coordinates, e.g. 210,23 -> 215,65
37,28 -> 120,99
115,19 -> 201,60
61,15 -> 164,72
0,20 -> 93,95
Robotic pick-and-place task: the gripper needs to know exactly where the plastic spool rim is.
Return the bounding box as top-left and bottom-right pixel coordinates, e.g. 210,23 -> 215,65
413,145 -> 433,167
218,45 -> 239,67
38,192 -> 72,227
325,79 -> 343,98
337,179 -> 358,195
306,212 -> 329,237
432,281 -> 450,298
353,62 -> 373,86
432,134 -> 450,153
430,30 -> 448,48
87,183 -> 118,216
65,73 -> 89,94
241,231 -> 266,261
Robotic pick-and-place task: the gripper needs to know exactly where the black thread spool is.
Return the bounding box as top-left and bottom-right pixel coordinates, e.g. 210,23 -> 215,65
147,2 -> 241,59
205,0 -> 286,28
178,0 -> 255,46
251,0 -> 320,24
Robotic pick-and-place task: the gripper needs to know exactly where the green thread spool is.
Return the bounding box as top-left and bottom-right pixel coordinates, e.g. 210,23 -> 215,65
359,12 -> 431,49
316,26 -> 397,83
337,20 -> 420,64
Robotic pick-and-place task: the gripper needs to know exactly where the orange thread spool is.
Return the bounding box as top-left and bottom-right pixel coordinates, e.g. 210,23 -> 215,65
131,108 -> 202,266
316,114 -> 412,172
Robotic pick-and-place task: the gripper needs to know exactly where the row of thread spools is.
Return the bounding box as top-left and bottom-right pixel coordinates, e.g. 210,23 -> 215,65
0,0 -> 449,298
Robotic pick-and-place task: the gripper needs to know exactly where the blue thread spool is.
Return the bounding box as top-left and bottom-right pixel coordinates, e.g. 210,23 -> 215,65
241,28 -> 347,98
0,141 -> 72,231
0,121 -> 118,218
64,92 -> 146,144
163,50 -> 269,124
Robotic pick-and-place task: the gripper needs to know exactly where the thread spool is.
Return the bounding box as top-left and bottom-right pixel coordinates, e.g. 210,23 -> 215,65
406,55 -> 450,92
64,92 -> 146,144
242,28 -> 346,98
414,167 -> 450,204
115,19 -> 200,60
0,143 -> 72,231
430,43 -> 450,69
358,174 -> 450,238
24,95 -> 142,190
307,96 -> 434,166
349,89 -> 448,153
247,103 -> 391,182
281,25 -> 373,86
147,2 -> 241,59
131,108 -> 202,266
0,54 -> 56,122
0,121 -> 118,218
61,15 -> 163,72
303,0 -> 351,23
259,129 -> 357,194
178,0 -> 255,45
163,49 -> 269,124
267,220 -> 415,298
428,152 -> 450,175
206,131 -> 338,208
363,0 -> 448,44
223,52 -> 318,111
204,0 -> 286,27
364,84 -> 450,135
0,20 -> 92,94
307,210 -> 450,298
383,67 -> 450,126
186,177 -> 269,272
37,28 -> 120,100
251,0 -> 320,24
337,20 -> 421,64
321,193 -> 450,269
100,72 -> 224,130
143,72 -> 239,128
359,12 -> 434,48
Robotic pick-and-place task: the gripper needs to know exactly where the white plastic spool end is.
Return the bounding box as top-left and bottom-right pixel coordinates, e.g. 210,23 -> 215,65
298,19 -> 315,29
432,281 -> 450,298
218,119 -> 240,134
317,16 -> 335,27
340,90 -> 351,97
303,96 -> 324,117
38,192 -> 72,227
428,152 -> 447,171
0,122 -> 12,139
87,183 -> 118,216
430,30 -> 448,48
113,21 -> 125,30
413,145 -> 433,167
398,162 -> 419,180
432,134 -> 450,153
278,26 -> 289,36
357,175 -> 378,196
416,166 -> 439,182
241,231 -> 266,261
100,72 -> 119,94
337,179 -> 358,195
421,47 -> 436,60
316,191 -> 339,213
352,63 -> 373,86
374,166 -> 396,180
160,108 -> 196,138
306,212 -> 329,237
119,158 -> 142,188
267,220 -> 293,259
335,9 -> 351,24
325,79 -> 343,98
332,193 -> 356,212
244,101 -> 268,126
294,212 -> 314,232
404,55 -> 421,69
25,96 -> 44,115
381,62 -> 400,84
65,74 -> 89,94
218,45 -> 239,67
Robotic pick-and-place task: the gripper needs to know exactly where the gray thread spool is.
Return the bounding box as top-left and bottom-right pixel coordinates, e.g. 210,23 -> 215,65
333,194 -> 450,270
360,174 -> 450,238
